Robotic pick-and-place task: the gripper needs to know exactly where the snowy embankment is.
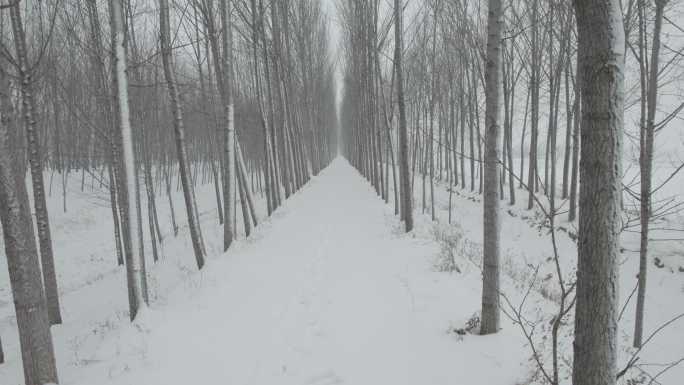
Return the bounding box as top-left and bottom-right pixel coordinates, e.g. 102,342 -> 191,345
410,161 -> 684,384
0,170 -> 259,384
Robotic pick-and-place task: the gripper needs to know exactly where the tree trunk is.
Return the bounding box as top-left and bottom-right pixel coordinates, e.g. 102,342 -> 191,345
568,57 -> 580,222
394,0 -> 413,232
0,47 -> 59,385
480,0 -> 503,335
218,0 -> 236,251
142,137 -> 160,263
460,74 -> 466,188
110,0 -> 147,321
10,2 -> 62,326
237,141 -> 258,227
428,4 -> 439,222
164,166 -> 179,236
159,0 -> 206,268
634,0 -> 665,349
468,66 -> 476,192
527,0 -> 540,209
572,1 -> 624,384
562,56 -> 573,199
236,151 -> 252,237
86,0 -> 125,266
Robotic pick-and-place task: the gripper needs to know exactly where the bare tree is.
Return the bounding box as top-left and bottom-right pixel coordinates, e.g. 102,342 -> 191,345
159,0 -> 207,268
527,0 -> 540,210
634,0 -> 667,349
85,0 -> 125,266
394,0 -> 413,232
110,0 -> 148,320
219,0 -> 237,250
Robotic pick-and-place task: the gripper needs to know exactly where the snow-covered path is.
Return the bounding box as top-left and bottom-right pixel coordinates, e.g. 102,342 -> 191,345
71,158 -> 525,385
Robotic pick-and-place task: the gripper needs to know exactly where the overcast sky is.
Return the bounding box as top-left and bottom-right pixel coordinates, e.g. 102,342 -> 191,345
319,0 -> 344,124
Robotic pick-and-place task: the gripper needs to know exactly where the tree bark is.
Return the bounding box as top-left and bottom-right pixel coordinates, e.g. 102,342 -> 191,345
572,1 -> 624,384
10,1 -> 62,326
480,0 -> 503,335
237,140 -> 258,227
218,0 -> 236,251
110,0 -> 148,321
394,0 -> 413,232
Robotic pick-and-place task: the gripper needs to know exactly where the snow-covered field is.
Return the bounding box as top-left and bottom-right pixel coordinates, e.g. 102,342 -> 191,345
0,158 -> 682,384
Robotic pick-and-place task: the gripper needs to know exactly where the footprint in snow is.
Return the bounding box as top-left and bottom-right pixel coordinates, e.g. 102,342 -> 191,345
306,370 -> 344,385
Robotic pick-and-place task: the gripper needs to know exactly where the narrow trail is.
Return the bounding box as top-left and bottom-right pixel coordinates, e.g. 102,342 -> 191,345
69,158 -> 525,385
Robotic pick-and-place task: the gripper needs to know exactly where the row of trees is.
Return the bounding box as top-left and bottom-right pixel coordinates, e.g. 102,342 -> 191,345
0,0 -> 337,384
340,0 -> 680,384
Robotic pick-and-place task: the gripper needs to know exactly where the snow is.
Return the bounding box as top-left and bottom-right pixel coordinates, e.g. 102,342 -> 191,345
1,157 -> 682,384
414,161 -> 684,384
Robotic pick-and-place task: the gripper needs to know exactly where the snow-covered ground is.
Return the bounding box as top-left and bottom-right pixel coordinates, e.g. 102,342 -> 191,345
0,168 -> 262,384
0,158 -> 682,384
410,160 -> 684,384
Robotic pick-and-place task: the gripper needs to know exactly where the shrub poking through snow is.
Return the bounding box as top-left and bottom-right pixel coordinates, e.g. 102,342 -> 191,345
465,313 -> 481,334
432,224 -> 463,273
450,312 -> 481,338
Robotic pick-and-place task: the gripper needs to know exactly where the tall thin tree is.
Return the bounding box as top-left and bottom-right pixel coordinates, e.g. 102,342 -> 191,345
159,0 -> 207,268
394,0 -> 413,232
110,0 -> 148,321
219,0 -> 236,250
480,0 -> 503,335
634,0 -> 667,349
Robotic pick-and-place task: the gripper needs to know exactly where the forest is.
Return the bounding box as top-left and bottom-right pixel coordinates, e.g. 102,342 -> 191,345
0,0 -> 682,385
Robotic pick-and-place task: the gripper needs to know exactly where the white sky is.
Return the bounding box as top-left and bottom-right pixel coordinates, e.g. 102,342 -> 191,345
319,0 -> 344,122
